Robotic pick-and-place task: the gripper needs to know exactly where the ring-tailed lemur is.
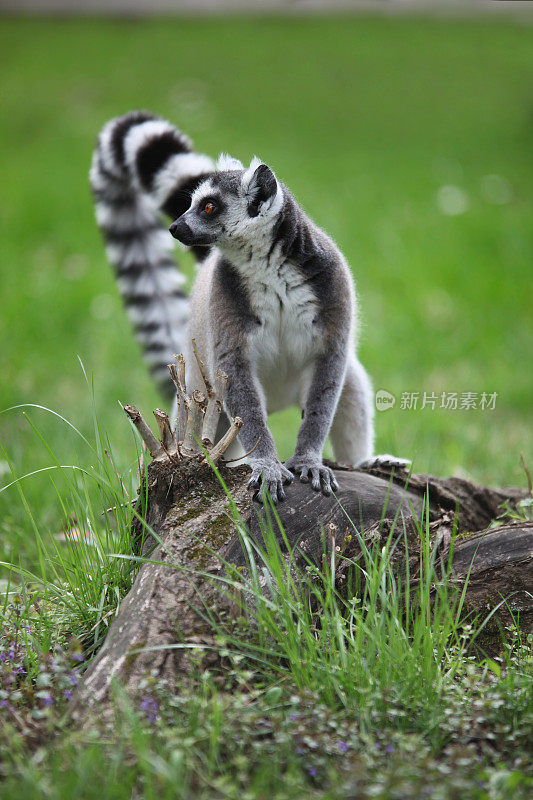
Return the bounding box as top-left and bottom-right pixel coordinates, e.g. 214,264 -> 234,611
91,111 -> 376,502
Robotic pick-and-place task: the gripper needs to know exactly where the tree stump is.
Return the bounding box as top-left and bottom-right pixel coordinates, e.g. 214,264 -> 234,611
75,356 -> 532,713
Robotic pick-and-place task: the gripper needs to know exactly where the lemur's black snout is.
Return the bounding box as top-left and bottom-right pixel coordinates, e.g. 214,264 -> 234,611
169,218 -> 193,244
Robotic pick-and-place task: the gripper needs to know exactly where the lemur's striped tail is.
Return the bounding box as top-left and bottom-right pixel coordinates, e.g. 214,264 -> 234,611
90,111 -> 214,397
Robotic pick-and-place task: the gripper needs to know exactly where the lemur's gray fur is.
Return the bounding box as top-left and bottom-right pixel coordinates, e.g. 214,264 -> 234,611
91,111 -> 375,502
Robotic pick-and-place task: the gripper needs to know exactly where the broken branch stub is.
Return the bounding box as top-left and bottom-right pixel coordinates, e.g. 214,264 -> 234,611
202,370 -> 228,448
182,390 -> 207,456
191,337 -> 214,398
124,405 -> 164,459
168,354 -> 189,443
124,354 -> 241,466
153,408 -> 176,456
209,416 -> 243,465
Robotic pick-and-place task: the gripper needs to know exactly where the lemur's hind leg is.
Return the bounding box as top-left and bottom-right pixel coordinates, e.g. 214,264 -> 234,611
329,357 -> 410,471
329,356 -> 374,467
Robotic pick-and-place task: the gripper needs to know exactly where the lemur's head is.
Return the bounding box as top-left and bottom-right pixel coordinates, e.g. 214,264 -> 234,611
169,155 -> 283,249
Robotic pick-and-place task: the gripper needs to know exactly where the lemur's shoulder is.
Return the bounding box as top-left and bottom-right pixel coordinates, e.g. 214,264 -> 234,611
273,190 -> 354,312
209,254 -> 263,334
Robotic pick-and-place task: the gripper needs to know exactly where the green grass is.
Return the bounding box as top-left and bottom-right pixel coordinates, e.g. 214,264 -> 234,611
0,14 -> 532,798
1,450 -> 532,797
1,16 -> 532,576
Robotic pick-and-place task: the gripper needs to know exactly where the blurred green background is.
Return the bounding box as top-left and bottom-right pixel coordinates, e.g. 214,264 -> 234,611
1,15 -> 532,567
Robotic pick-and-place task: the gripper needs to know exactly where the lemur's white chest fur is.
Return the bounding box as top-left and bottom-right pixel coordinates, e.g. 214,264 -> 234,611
238,245 -> 321,413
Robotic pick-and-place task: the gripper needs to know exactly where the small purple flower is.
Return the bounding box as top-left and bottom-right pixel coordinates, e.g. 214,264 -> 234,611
374,743 -> 381,750
63,690 -> 73,701
385,744 -> 395,754
71,653 -> 84,663
0,699 -> 9,708
140,696 -> 159,724
43,694 -> 54,707
69,672 -> 79,686
289,713 -> 298,721
308,767 -> 318,778
296,746 -> 305,755
338,741 -> 349,753
0,653 -> 6,662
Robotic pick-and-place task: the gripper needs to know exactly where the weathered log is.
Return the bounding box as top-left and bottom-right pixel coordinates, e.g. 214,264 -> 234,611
449,521 -> 533,636
77,453 -> 531,711
75,356 -> 531,712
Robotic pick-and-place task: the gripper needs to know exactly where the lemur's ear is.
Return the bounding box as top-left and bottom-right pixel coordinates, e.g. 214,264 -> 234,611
246,163 -> 278,217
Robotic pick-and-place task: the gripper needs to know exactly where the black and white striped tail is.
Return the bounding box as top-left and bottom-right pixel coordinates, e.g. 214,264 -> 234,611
90,111 -> 214,397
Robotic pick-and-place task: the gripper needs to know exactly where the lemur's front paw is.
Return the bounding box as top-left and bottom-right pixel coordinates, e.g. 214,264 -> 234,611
284,454 -> 339,496
247,458 -> 294,504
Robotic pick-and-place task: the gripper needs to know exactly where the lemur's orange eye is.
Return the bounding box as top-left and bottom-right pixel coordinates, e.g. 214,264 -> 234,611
204,202 -> 216,215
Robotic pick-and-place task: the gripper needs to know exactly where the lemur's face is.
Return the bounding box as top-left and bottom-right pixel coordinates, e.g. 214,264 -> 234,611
169,157 -> 283,249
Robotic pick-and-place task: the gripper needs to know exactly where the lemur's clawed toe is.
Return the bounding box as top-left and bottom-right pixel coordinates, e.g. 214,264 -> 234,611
285,455 -> 339,497
247,458 -> 293,504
